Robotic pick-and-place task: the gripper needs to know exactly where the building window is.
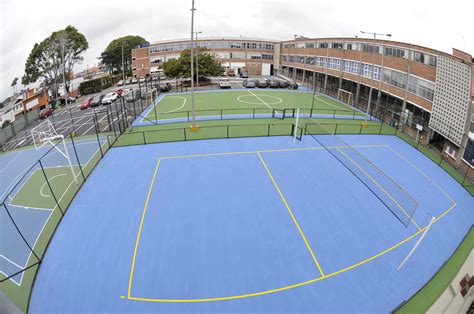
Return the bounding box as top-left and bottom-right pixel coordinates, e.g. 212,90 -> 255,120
445,145 -> 456,158
319,42 -> 329,49
414,51 -> 425,63
384,46 -> 405,58
361,44 -> 379,53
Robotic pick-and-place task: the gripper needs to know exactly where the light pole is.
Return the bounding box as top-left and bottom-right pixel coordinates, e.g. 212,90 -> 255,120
190,0 -> 197,128
293,35 -> 299,81
323,41 -> 329,93
121,42 -> 125,83
60,33 -> 68,108
194,31 -> 202,87
360,31 -> 391,117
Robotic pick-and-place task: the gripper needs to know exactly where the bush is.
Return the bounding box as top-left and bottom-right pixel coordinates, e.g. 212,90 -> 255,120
1,120 -> 11,129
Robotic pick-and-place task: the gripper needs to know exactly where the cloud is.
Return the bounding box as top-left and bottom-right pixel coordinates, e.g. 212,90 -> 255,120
1,0 -> 473,100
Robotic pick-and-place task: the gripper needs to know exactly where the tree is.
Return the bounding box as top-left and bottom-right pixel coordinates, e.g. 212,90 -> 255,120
162,47 -> 224,79
10,77 -> 18,94
99,36 -> 148,75
22,25 -> 88,98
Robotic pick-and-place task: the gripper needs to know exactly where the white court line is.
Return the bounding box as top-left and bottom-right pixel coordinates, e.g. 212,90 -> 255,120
163,96 -> 186,113
1,141 -> 106,286
246,90 -> 273,109
385,145 -> 457,205
314,94 -> 352,112
0,151 -> 24,173
40,174 -> 66,198
82,115 -> 106,135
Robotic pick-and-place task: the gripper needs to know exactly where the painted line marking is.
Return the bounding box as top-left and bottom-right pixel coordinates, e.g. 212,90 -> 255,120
127,158 -> 161,298
124,142 -> 459,303
335,147 -> 421,230
257,151 -> 325,277
158,144 -> 388,160
247,90 -> 273,109
39,173 -> 67,198
314,94 -> 351,111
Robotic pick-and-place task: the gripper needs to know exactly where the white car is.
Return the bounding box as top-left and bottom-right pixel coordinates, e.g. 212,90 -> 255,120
101,92 -> 118,105
219,78 -> 231,89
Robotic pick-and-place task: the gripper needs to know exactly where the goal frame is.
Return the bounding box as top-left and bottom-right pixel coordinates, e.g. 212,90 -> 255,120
337,89 -> 354,107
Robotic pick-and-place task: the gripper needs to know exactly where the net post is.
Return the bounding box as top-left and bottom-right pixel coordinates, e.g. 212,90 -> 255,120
397,217 -> 436,271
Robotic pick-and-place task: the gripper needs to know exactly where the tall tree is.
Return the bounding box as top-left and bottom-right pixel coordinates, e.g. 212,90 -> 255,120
99,36 -> 148,74
162,47 -> 224,78
10,77 -> 18,94
22,25 -> 88,98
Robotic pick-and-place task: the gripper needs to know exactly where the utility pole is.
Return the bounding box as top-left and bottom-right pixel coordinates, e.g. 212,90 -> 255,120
122,42 -> 125,82
194,31 -> 202,87
190,0 -> 197,128
61,33 -> 68,108
360,31 -> 391,117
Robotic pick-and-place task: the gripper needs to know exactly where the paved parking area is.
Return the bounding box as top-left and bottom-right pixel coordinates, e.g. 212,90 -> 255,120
2,76 -> 290,151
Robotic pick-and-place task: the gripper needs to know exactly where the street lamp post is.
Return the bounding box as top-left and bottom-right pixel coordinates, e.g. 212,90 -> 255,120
194,31 -> 202,87
360,31 -> 391,118
190,0 -> 197,128
60,34 -> 68,109
122,42 -> 125,83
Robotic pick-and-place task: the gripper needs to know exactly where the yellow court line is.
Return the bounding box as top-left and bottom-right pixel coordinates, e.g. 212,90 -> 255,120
335,148 -> 421,230
159,144 -> 389,160
256,151 -> 326,277
123,199 -> 457,303
127,158 -> 162,298
127,276 -> 326,303
123,148 -> 459,304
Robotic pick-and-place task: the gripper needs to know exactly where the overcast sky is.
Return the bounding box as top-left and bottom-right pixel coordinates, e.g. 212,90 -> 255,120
1,0 -> 473,100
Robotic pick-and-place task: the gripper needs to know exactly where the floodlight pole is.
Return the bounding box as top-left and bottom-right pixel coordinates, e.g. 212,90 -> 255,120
122,42 -> 125,82
61,34 -> 68,108
194,31 -> 202,87
190,0 -> 197,127
360,31 -> 391,119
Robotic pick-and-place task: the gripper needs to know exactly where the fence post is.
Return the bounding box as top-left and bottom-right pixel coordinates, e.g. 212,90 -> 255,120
359,124 -> 362,135
92,116 -> 104,158
335,124 -> 338,134
333,110 -> 335,119
267,124 -> 271,136
226,125 -> 229,138
38,160 -> 64,216
253,108 -> 255,119
379,121 -> 383,135
69,134 -> 86,181
461,167 -> 469,185
183,128 -> 187,141
2,202 -> 41,261
143,131 -> 146,145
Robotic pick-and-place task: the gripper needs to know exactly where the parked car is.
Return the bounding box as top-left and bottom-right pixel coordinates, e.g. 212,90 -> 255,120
90,94 -> 105,107
256,80 -> 268,88
240,71 -> 249,78
117,80 -> 124,86
279,81 -> 290,88
66,96 -> 76,103
289,81 -> 299,89
125,89 -> 140,102
219,78 -> 231,89
139,77 -> 145,83
79,97 -> 94,110
102,92 -> 118,105
39,108 -> 54,119
158,83 -> 172,92
265,79 -> 280,88
131,78 -> 138,84
243,79 -> 256,88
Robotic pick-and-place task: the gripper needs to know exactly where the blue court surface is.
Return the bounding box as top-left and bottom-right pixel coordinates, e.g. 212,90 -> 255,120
29,135 -> 473,312
0,137 -> 107,285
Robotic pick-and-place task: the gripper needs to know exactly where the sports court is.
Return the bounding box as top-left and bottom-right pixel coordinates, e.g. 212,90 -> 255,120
0,132 -> 109,290
27,133 -> 473,312
136,89 -> 367,126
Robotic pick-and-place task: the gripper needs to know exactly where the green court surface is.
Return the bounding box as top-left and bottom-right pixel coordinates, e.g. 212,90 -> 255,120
395,226 -> 474,313
144,90 -> 363,121
116,118 -> 390,147
10,166 -> 82,209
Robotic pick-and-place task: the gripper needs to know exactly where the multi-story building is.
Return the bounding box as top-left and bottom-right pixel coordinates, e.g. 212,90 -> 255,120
132,37 -> 276,78
132,36 -> 473,169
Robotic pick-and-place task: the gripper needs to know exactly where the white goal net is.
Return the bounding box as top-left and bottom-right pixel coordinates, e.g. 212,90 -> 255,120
31,120 -> 59,151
